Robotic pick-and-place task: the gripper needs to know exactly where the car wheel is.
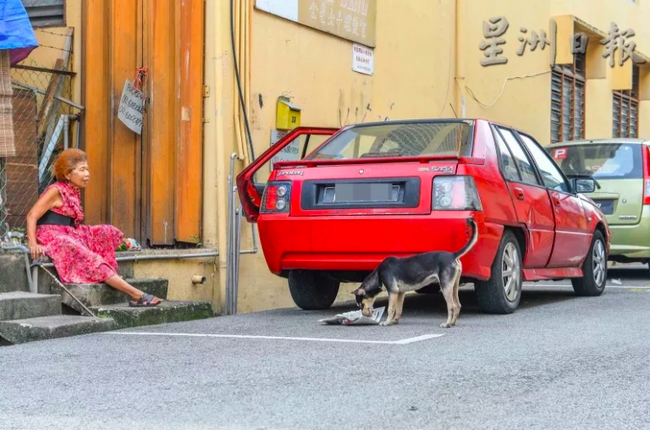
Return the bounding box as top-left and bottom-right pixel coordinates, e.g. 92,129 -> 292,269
288,270 -> 340,310
475,230 -> 522,314
571,230 -> 607,296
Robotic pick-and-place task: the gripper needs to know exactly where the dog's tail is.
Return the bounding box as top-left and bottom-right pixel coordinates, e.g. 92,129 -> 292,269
453,217 -> 478,259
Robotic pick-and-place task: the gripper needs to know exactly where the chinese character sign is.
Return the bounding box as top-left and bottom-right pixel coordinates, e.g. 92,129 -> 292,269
255,0 -> 377,47
479,16 -> 510,66
479,18 -> 646,68
299,0 -> 376,46
600,22 -> 645,66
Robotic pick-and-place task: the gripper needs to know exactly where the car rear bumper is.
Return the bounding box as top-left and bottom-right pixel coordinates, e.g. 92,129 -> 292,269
608,206 -> 650,259
256,211 -> 503,280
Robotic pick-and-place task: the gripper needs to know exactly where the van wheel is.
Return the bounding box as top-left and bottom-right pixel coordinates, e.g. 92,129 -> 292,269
572,230 -> 607,296
475,230 -> 522,314
288,270 -> 340,310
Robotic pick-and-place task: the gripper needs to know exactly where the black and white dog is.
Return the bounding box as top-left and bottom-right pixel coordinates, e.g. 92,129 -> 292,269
353,217 -> 478,328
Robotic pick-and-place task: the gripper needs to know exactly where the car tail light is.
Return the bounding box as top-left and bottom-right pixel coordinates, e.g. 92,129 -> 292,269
433,176 -> 482,211
643,145 -> 650,205
261,182 -> 292,214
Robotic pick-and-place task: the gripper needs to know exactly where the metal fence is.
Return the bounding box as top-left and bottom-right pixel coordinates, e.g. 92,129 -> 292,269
0,62 -> 82,239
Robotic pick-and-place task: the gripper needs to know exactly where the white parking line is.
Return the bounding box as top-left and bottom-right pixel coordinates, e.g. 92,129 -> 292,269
525,284 -> 650,290
103,332 -> 445,345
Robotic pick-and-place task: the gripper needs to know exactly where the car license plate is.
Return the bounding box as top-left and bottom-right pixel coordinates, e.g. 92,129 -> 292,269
595,200 -> 615,215
334,183 -> 393,202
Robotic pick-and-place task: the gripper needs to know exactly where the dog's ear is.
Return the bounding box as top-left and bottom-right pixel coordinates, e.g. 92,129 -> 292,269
352,288 -> 365,296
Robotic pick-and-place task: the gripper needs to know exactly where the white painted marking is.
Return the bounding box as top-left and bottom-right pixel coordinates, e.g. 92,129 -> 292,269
103,331 -> 445,345
525,283 -> 650,290
392,334 -> 443,344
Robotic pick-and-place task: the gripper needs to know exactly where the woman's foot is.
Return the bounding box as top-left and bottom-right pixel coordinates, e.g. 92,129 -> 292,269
128,292 -> 162,307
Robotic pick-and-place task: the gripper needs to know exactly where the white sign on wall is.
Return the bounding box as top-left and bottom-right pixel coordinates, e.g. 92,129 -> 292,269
352,43 -> 374,75
256,0 -> 299,21
117,80 -> 144,135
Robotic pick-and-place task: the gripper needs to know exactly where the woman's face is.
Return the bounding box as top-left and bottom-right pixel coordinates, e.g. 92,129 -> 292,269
66,162 -> 90,188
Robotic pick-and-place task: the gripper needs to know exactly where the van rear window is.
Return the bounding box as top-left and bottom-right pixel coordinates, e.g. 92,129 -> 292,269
547,144 -> 643,179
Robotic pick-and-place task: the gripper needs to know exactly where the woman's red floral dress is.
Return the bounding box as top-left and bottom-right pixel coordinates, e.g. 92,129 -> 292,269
36,181 -> 123,283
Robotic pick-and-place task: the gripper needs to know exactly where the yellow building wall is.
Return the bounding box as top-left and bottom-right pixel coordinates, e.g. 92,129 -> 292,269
132,257 -> 217,304
585,79 -> 614,139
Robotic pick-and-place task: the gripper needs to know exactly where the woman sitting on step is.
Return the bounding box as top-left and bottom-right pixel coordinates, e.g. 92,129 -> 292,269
26,148 -> 162,307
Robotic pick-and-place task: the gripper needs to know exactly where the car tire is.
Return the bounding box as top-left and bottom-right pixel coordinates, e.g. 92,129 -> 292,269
571,230 -> 607,296
288,270 -> 340,310
475,230 -> 522,314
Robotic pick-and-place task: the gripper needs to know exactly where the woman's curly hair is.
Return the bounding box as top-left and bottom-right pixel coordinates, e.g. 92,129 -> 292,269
52,149 -> 88,182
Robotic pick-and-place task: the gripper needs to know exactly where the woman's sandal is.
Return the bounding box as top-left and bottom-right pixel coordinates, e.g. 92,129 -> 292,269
129,293 -> 162,307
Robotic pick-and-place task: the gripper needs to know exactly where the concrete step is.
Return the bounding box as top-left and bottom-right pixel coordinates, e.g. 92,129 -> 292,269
0,253 -> 30,293
0,315 -> 116,344
91,301 -> 214,329
0,292 -> 61,321
52,278 -> 168,314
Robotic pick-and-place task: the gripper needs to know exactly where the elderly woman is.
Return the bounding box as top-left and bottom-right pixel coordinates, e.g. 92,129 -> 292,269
26,148 -> 162,307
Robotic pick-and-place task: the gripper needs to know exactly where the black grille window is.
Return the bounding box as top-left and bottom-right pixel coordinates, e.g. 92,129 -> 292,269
551,53 -> 586,143
613,66 -> 639,138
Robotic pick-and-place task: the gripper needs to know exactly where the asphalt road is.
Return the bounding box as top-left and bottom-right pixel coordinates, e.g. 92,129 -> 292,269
1,265 -> 649,430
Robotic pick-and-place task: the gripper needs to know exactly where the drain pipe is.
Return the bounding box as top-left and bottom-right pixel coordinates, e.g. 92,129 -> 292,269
62,115 -> 80,151
63,115 -> 69,150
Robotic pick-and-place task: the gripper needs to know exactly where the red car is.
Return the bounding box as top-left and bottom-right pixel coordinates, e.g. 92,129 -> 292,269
237,119 -> 610,314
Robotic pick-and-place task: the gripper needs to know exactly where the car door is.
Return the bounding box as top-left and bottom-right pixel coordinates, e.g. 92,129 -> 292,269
493,126 -> 555,268
236,127 -> 338,223
518,132 -> 591,268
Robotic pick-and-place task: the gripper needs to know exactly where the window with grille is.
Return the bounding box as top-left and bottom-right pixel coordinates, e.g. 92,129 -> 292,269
21,0 -> 65,28
551,53 -> 586,143
613,66 -> 639,138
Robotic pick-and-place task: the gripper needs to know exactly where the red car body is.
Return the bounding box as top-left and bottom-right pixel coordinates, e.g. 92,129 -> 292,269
237,119 -> 610,313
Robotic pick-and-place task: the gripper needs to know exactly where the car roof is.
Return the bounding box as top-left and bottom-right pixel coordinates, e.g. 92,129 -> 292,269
341,118 -> 517,132
547,138 -> 650,147
341,118 -> 474,128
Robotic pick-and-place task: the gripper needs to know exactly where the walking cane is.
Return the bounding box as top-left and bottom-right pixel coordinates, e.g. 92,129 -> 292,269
32,261 -> 97,318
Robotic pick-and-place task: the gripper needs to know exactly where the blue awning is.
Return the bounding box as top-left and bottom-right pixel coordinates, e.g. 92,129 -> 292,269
0,0 -> 39,65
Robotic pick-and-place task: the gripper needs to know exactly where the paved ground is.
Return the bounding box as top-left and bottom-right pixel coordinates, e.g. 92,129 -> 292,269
1,265 -> 649,430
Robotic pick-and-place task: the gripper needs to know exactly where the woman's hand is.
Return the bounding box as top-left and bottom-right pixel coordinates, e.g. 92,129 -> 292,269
29,242 -> 45,260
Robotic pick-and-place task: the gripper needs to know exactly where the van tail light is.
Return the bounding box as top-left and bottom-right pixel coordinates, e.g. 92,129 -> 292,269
261,182 -> 292,214
643,145 -> 650,205
433,176 -> 482,211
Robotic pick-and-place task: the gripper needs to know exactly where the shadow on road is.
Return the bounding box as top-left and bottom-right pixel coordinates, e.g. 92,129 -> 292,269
607,266 -> 650,282
351,286 -> 577,319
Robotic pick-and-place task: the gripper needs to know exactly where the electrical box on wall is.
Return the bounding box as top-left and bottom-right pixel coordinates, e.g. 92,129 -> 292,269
276,96 -> 301,130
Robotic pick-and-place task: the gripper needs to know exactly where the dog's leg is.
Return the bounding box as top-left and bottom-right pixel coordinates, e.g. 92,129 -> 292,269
439,282 -> 455,328
380,292 -> 399,326
450,263 -> 463,326
394,292 -> 406,324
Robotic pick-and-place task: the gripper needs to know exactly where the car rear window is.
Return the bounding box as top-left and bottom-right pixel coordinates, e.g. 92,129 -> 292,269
547,143 -> 643,179
306,121 -> 473,160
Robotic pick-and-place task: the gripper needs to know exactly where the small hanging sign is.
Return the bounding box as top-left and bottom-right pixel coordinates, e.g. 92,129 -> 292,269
117,79 -> 144,135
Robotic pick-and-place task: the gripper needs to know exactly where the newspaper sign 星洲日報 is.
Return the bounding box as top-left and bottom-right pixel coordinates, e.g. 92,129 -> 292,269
118,80 -> 144,135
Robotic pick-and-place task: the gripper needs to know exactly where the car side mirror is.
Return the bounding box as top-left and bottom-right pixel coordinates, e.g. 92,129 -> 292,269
572,178 -> 596,194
